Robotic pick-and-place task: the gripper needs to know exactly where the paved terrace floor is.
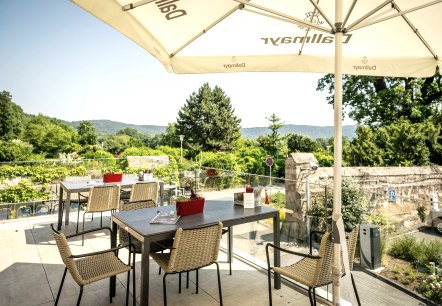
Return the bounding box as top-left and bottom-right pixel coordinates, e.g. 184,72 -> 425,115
0,210 -> 427,306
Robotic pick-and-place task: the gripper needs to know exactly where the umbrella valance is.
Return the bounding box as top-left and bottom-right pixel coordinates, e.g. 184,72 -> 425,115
72,0 -> 441,76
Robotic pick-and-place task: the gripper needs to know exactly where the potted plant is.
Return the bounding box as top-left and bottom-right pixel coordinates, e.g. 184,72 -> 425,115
175,189 -> 205,216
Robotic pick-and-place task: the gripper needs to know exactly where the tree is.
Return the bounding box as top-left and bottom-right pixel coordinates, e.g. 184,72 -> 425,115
317,75 -> 442,127
266,113 -> 284,158
175,83 -> 241,152
286,133 -> 319,153
24,115 -> 79,158
77,121 -> 98,146
0,91 -> 25,141
346,126 -> 383,166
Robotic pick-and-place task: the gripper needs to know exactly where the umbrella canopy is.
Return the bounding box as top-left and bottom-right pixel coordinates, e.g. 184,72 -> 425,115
70,0 -> 441,304
71,0 -> 441,76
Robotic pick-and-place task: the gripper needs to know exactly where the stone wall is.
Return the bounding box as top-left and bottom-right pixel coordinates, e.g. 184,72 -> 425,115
285,158 -> 442,239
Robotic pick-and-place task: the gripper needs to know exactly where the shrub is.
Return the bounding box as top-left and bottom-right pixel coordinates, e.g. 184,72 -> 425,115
0,179 -> 50,203
418,274 -> 442,304
388,236 -> 442,267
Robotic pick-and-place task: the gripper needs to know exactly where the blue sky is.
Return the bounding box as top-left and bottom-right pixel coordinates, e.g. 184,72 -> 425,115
0,0 -> 355,128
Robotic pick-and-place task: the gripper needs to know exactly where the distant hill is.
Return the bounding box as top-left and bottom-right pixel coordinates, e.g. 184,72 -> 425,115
68,120 -> 356,139
242,124 -> 357,139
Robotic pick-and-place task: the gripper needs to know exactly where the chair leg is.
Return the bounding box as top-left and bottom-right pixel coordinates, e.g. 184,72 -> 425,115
76,285 -> 83,306
313,288 -> 317,306
267,266 -> 273,306
132,263 -> 136,306
215,262 -> 223,306
351,272 -> 361,306
186,271 -> 189,288
163,273 -> 168,306
55,267 -> 67,306
227,227 -> 232,275
126,269 -> 130,306
196,269 -> 199,294
307,287 -> 314,306
76,203 -> 81,234
179,272 -> 182,293
82,212 -> 86,246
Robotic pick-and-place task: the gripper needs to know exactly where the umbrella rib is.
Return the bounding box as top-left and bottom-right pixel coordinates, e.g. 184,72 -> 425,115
309,0 -> 334,30
122,0 -> 156,11
345,0 -> 393,31
347,0 -> 442,32
234,0 -> 330,33
394,3 -> 439,60
171,5 -> 242,57
342,0 -> 358,29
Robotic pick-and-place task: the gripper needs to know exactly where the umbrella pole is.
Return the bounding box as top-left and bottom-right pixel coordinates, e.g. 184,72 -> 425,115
332,0 -> 343,305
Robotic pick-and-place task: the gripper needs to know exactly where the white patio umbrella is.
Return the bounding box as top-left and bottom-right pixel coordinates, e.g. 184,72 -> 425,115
70,0 -> 441,304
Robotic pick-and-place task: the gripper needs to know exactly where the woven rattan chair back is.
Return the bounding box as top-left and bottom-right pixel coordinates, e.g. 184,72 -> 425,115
312,231 -> 333,287
118,200 -> 156,251
86,185 -> 120,213
168,222 -> 223,273
129,182 -> 158,203
345,225 -> 359,271
52,230 -> 83,285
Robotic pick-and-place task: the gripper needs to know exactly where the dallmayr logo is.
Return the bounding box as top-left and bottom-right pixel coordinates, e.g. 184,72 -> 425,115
156,0 -> 187,20
353,56 -> 377,71
223,57 -> 246,69
262,9 -> 352,45
298,11 -> 324,30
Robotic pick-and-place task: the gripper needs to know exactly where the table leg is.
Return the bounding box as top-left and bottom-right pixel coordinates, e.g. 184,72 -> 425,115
110,220 -> 117,297
57,188 -> 64,231
227,226 -> 233,275
64,191 -> 71,228
159,182 -> 164,206
140,238 -> 151,305
273,213 -> 281,289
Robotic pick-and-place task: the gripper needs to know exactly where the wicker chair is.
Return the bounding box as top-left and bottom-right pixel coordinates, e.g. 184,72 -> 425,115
118,199 -> 174,255
50,224 -> 136,306
150,222 -> 224,306
80,185 -> 120,245
120,181 -> 159,204
266,226 -> 360,306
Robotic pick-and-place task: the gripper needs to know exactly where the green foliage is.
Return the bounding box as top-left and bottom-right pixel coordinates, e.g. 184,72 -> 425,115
152,157 -> 179,184
311,179 -> 371,230
0,140 -> 35,162
175,83 -> 241,151
418,274 -> 442,304
234,139 -> 267,174
266,113 -> 285,157
286,133 -> 319,153
388,236 -> 442,267
346,126 -> 384,166
82,150 -> 116,168
0,179 -> 50,203
201,152 -> 241,172
417,206 -> 426,222
0,164 -> 86,184
0,91 -> 25,141
77,121 -> 98,146
317,75 -> 442,127
24,115 -> 79,158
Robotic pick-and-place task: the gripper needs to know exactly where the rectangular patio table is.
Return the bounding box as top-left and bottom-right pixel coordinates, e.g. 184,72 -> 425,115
110,199 -> 281,305
56,176 -> 164,230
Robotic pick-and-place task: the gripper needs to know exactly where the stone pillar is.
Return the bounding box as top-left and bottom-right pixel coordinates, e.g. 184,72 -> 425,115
282,153 -> 318,242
